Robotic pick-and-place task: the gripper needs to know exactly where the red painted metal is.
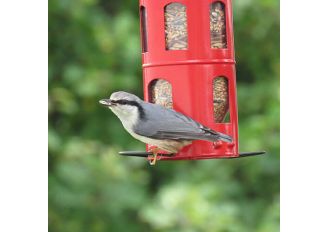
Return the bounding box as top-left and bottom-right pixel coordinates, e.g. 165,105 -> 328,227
138,0 -> 239,160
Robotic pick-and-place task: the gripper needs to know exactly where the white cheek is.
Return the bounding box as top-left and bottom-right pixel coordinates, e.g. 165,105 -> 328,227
114,105 -> 136,116
110,106 -> 139,131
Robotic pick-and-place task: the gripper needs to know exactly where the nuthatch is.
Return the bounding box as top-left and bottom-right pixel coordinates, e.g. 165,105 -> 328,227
99,91 -> 232,165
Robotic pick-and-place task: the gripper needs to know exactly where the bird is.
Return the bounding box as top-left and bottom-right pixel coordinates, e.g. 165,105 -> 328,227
99,91 -> 232,165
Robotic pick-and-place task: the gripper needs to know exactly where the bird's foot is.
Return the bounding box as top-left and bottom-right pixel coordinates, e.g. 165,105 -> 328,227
148,147 -> 160,166
149,153 -> 158,166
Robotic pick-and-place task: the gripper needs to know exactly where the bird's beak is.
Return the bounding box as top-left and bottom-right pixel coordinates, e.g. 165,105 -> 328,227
99,99 -> 114,106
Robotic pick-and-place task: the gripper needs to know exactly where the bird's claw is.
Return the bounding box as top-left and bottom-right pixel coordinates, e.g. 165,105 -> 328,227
148,147 -> 160,166
149,154 -> 158,165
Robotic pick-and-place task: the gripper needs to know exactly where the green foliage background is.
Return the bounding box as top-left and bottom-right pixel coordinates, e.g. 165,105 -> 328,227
49,0 -> 279,231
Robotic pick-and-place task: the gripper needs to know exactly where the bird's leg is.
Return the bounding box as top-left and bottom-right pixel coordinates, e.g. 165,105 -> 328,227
149,147 -> 160,166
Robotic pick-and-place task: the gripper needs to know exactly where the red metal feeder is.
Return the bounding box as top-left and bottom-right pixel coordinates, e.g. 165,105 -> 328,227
119,0 -> 265,161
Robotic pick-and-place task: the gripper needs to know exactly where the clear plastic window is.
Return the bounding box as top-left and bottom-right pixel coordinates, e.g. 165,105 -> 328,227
164,3 -> 188,50
140,6 -> 148,52
210,2 -> 227,49
149,79 -> 173,109
213,77 -> 229,122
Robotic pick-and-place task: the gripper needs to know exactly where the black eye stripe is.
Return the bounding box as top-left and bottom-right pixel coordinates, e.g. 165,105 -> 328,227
112,99 -> 133,105
111,99 -> 146,120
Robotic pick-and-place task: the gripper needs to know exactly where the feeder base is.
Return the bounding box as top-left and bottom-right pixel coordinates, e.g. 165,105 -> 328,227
118,151 -> 266,160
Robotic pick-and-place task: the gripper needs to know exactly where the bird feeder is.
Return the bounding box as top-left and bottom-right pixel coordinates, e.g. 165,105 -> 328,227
120,0 -> 265,161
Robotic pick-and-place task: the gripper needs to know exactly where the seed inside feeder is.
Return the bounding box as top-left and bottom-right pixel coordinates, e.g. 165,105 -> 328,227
164,3 -> 188,50
213,77 -> 229,122
210,2 -> 227,49
149,79 -> 173,109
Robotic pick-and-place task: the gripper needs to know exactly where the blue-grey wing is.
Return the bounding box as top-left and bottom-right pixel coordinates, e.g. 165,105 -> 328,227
133,103 -> 232,142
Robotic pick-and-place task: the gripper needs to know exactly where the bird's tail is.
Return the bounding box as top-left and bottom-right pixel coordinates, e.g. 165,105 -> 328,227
201,126 -> 233,143
215,132 -> 233,143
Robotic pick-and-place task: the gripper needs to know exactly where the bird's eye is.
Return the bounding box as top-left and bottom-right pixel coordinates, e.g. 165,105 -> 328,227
112,99 -> 137,107
114,100 -> 127,105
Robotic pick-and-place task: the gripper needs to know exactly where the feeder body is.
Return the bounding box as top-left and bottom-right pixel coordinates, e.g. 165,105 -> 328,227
139,0 -> 239,159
